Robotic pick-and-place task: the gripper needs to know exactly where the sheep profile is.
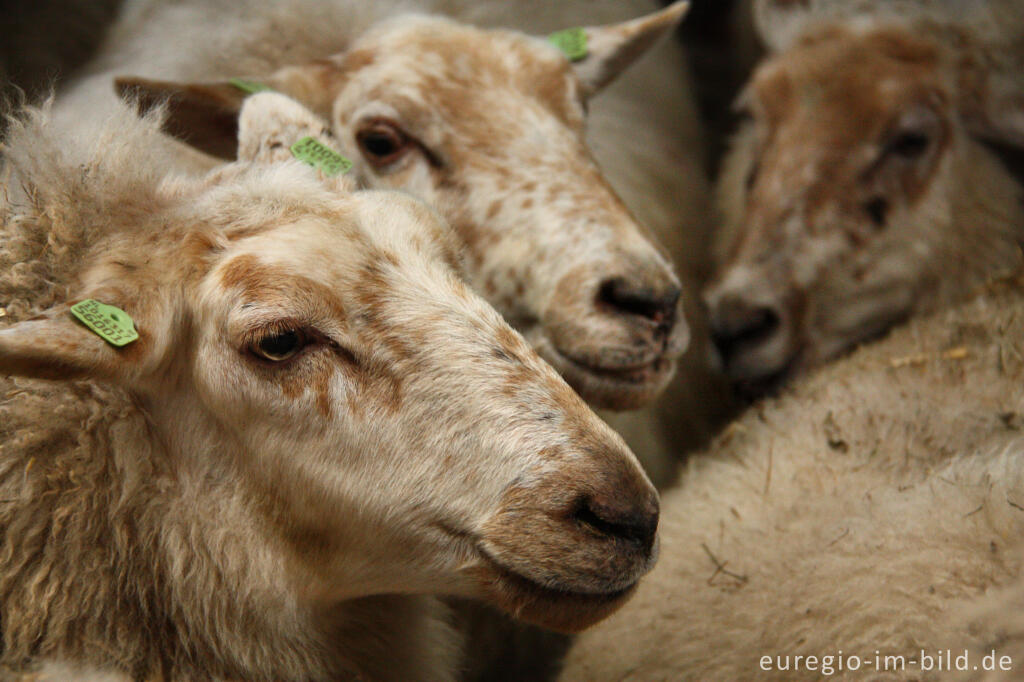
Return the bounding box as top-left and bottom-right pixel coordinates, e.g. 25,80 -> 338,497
0,93 -> 659,681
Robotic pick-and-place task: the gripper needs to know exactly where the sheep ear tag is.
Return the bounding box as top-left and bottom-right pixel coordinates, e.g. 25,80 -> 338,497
290,136 -> 353,176
229,78 -> 273,95
548,28 -> 588,62
70,299 -> 139,347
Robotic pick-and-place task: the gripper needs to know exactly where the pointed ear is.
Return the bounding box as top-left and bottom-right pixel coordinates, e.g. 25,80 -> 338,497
115,77 -> 246,160
753,0 -> 816,53
571,0 -> 690,96
0,305 -> 146,382
114,59 -> 345,160
237,92 -> 337,164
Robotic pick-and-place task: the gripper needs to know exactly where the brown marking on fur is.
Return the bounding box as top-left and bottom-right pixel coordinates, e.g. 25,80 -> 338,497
218,253 -> 264,292
737,24 -> 953,259
495,326 -> 526,365
473,433 -> 655,632
181,230 -> 223,264
338,49 -> 377,74
271,351 -> 337,419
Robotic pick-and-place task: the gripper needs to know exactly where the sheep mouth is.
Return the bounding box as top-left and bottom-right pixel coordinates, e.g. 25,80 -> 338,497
477,555 -> 639,633
547,348 -> 678,411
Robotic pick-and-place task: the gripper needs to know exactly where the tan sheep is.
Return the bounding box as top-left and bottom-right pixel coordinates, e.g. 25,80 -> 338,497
704,0 -> 1024,396
0,94 -> 660,681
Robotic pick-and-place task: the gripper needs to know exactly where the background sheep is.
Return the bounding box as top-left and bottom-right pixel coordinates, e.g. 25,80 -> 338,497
51,0 -> 736,484
704,0 -> 1024,396
560,277 -> 1024,680
0,94 -> 659,681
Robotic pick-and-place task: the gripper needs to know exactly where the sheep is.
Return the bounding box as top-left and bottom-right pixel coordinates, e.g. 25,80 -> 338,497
559,278 -> 1024,681
0,93 -> 661,681
51,0 -> 736,484
703,0 -> 1024,396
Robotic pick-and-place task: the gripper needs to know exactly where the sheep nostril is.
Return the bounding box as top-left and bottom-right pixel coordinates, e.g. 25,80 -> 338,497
597,277 -> 681,329
710,303 -> 781,362
571,494 -> 659,552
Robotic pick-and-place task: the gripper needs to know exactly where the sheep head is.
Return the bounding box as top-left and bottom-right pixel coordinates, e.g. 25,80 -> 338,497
113,3 -> 693,411
704,1 -> 1024,396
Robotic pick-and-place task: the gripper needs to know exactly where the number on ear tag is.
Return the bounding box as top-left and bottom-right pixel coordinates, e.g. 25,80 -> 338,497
290,136 -> 353,176
70,299 -> 139,347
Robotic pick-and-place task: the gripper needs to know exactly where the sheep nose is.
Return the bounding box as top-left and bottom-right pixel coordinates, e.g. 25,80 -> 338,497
597,276 -> 682,333
571,489 -> 660,554
708,296 -> 781,363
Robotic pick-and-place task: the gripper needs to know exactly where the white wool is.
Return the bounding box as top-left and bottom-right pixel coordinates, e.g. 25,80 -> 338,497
562,282 -> 1024,681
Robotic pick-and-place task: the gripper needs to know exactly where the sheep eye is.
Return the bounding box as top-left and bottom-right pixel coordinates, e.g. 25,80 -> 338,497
885,130 -> 930,159
863,197 -> 889,228
252,329 -> 305,362
356,120 -> 412,168
745,159 -> 760,192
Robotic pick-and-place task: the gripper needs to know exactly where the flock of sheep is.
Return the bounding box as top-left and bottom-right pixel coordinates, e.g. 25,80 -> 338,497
1,0 -> 1022,679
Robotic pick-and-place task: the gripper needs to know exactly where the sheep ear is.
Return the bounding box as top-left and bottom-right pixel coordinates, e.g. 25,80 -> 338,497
0,305 -> 144,382
116,77 -> 247,160
114,76 -> 247,158
570,0 -> 690,96
237,92 -> 337,164
753,0 -> 816,52
114,61 -> 343,160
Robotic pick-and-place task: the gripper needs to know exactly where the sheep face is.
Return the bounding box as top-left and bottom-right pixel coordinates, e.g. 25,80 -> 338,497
115,3 -> 693,411
0,161 -> 659,634
705,21 -> 1024,395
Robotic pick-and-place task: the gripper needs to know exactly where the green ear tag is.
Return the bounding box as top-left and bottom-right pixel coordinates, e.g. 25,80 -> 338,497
229,77 -> 273,95
548,27 -> 588,62
290,136 -> 353,176
70,299 -> 139,347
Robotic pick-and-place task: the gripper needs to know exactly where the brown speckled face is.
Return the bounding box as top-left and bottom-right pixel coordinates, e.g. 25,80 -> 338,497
183,184 -> 659,632
0,134 -> 661,631
328,16 -> 688,411
705,24 -> 958,394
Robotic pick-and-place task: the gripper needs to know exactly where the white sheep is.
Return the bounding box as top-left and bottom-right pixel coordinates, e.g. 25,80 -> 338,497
560,279 -> 1024,681
704,0 -> 1024,396
0,93 -> 660,681
52,0 -> 734,484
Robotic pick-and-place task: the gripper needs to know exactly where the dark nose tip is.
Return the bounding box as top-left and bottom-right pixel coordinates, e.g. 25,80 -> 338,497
572,491 -> 659,553
709,296 -> 781,362
598,277 -> 681,329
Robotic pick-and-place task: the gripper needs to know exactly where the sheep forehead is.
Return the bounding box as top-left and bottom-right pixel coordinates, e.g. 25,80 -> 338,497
221,197 -> 446,281
342,16 -> 582,137
754,25 -> 945,145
